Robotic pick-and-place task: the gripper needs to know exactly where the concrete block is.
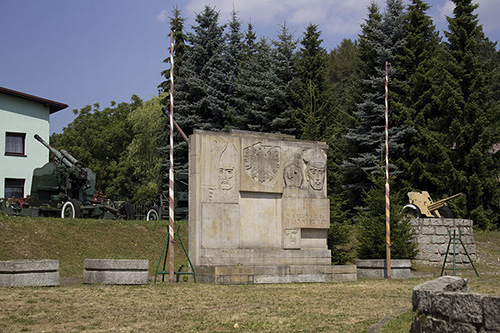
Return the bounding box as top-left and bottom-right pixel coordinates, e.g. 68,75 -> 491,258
83,259 -> 148,285
0,260 -> 59,287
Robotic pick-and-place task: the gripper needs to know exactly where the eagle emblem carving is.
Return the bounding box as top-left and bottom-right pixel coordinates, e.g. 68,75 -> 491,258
243,143 -> 281,186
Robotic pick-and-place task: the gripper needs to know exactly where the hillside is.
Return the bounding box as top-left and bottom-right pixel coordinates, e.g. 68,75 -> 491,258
0,216 -> 190,277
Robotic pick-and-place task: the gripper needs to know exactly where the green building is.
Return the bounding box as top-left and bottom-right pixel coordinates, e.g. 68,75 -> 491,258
0,86 -> 67,199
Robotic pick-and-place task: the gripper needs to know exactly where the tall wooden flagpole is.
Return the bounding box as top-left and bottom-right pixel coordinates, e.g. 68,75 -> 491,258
385,61 -> 391,280
168,23 -> 175,283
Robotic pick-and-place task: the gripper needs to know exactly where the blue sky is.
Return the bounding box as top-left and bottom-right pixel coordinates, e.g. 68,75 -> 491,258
1,0 -> 500,134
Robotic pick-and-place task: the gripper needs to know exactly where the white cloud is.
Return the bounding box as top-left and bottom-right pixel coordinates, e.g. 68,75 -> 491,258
156,10 -> 169,23
180,0 -> 373,46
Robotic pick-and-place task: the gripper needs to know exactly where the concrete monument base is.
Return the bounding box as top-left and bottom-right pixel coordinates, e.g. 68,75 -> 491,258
83,259 -> 149,285
194,264 -> 357,284
0,260 -> 59,287
356,259 -> 411,279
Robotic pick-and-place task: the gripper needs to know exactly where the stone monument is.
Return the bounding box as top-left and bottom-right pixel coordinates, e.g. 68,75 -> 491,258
189,130 -> 356,284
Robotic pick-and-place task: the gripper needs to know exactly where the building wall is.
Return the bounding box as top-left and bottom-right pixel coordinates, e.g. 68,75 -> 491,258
0,93 -> 50,198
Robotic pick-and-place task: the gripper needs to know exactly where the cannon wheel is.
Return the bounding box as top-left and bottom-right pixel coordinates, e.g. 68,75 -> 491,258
61,199 -> 82,219
146,206 -> 160,221
402,204 -> 421,218
438,206 -> 454,218
118,202 -> 134,220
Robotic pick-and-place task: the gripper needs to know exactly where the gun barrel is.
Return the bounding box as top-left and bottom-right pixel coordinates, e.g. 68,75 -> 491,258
428,193 -> 463,211
34,134 -> 73,168
60,149 -> 79,165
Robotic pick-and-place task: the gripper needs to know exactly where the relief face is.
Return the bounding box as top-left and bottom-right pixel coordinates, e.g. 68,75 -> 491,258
202,137 -> 239,203
243,142 -> 281,187
283,147 -> 327,198
283,153 -> 303,188
303,147 -> 327,191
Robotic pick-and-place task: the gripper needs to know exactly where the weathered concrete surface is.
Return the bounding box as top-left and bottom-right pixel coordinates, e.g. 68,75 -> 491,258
189,130 -> 341,284
83,259 -> 148,285
411,276 -> 500,333
194,264 -> 357,284
0,260 -> 59,287
356,259 -> 411,279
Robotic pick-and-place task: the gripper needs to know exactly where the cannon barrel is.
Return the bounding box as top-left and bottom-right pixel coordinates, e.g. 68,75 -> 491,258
428,192 -> 463,211
34,134 -> 74,168
60,149 -> 79,165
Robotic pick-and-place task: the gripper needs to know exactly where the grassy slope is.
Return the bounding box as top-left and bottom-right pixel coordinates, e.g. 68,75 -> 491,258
1,216 -> 499,332
0,216 -> 190,277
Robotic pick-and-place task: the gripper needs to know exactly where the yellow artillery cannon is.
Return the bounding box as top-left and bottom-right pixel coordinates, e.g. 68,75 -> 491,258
403,191 -> 462,218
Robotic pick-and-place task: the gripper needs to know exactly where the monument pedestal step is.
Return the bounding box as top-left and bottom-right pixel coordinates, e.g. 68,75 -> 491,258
194,264 -> 357,284
197,248 -> 332,266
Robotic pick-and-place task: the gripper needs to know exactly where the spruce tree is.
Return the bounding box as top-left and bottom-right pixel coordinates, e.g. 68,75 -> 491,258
270,23 -> 297,134
357,166 -> 418,260
233,38 -> 285,132
343,0 -> 410,211
398,0 -> 447,195
158,6 -> 187,97
293,23 -> 330,141
436,0 -> 500,228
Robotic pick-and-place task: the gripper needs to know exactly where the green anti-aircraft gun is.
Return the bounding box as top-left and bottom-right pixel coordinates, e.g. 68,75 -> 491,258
0,134 -> 133,219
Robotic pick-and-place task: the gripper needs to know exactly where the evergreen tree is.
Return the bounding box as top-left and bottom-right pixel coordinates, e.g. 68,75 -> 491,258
233,38 -> 285,132
243,22 -> 257,60
357,167 -> 418,260
158,6 -> 187,97
436,0 -> 500,228
343,0 -> 410,211
398,0 -> 445,195
293,24 -> 330,141
270,22 -> 297,134
222,9 -> 244,129
173,5 -> 228,168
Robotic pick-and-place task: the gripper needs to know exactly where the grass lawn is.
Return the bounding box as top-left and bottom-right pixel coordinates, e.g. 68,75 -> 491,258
1,216 -> 499,332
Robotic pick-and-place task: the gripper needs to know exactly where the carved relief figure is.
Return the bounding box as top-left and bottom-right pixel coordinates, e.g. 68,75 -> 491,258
302,147 -> 326,191
283,153 -> 303,188
203,138 -> 239,203
243,142 -> 280,186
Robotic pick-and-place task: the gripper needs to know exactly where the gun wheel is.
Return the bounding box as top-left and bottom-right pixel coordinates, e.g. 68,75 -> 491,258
437,206 -> 454,218
402,204 -> 421,218
61,199 -> 82,219
146,206 -> 160,221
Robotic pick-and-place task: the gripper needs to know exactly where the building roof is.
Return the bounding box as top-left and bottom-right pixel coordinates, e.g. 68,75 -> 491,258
0,86 -> 68,114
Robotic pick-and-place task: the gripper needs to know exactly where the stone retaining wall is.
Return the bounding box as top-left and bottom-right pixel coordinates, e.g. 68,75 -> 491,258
411,218 -> 476,265
83,259 -> 149,285
0,260 -> 59,287
411,276 -> 500,332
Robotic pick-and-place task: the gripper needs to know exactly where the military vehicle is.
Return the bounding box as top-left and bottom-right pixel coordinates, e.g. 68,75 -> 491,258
403,191 -> 462,218
146,170 -> 188,221
0,134 -> 133,219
